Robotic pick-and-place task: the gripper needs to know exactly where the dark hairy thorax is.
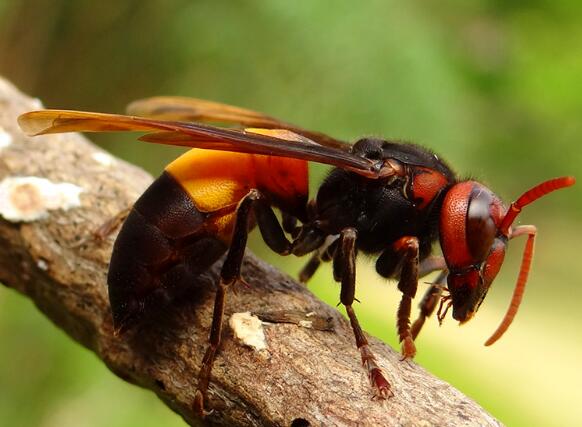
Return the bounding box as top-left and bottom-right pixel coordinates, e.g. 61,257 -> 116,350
314,138 -> 456,257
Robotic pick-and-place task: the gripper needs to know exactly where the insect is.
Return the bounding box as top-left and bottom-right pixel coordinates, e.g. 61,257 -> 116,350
18,97 -> 575,415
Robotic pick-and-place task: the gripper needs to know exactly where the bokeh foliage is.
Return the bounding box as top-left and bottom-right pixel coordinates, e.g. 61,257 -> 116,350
0,1 -> 580,426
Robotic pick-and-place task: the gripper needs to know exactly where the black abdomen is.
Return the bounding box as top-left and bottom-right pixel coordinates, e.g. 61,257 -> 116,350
107,172 -> 227,331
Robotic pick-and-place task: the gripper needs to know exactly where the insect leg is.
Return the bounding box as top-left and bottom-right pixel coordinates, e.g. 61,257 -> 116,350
392,236 -> 420,359
93,206 -> 132,240
193,190 -> 258,416
252,197 -> 295,255
336,227 -> 393,399
411,269 -> 447,340
71,206 -> 132,248
298,236 -> 339,283
298,255 -> 321,283
281,211 -> 299,235
254,197 -> 336,268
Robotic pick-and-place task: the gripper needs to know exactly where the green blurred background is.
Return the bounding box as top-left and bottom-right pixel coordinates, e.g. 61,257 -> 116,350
0,1 -> 580,426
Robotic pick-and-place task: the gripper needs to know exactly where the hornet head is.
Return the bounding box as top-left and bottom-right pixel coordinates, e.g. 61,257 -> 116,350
438,176 -> 575,344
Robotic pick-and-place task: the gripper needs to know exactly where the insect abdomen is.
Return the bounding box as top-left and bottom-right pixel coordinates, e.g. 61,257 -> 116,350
107,171 -> 227,332
108,148 -> 308,332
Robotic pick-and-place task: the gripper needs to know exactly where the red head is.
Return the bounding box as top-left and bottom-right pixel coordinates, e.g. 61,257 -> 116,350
438,176 -> 575,343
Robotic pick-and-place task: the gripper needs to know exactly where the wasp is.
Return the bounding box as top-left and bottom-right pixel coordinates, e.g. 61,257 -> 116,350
18,97 -> 575,414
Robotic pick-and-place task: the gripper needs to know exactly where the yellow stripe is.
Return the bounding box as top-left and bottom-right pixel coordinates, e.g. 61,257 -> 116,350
166,149 -> 256,213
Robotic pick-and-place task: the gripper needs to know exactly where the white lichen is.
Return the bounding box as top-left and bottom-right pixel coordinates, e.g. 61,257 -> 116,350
37,259 -> 49,271
91,151 -> 115,167
0,176 -> 83,222
298,320 -> 313,329
0,126 -> 12,149
229,312 -> 267,351
30,98 -> 44,110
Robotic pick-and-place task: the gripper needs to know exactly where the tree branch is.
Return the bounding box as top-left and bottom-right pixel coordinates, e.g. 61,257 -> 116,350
0,76 -> 500,427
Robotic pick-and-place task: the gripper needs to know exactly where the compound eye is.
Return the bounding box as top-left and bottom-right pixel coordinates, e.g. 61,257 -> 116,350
466,188 -> 497,262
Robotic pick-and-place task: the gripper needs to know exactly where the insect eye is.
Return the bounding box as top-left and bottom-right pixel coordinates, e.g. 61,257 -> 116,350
466,189 -> 497,262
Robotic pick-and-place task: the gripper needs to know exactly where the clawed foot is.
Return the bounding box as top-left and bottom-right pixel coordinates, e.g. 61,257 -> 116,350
360,344 -> 394,400
231,276 -> 251,296
193,389 -> 214,418
70,207 -> 131,248
369,366 -> 394,399
400,336 -> 417,360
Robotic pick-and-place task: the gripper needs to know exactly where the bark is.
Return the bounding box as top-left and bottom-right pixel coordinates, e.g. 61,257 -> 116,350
0,76 -> 501,427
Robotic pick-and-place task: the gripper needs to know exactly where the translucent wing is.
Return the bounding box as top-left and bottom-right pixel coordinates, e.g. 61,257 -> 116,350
126,96 -> 351,151
18,110 -> 382,177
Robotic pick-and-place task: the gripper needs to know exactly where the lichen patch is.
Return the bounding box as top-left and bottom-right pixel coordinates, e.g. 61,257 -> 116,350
30,98 -> 43,109
0,126 -> 12,148
37,259 -> 49,271
91,151 -> 115,167
0,176 -> 83,222
229,312 -> 267,351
